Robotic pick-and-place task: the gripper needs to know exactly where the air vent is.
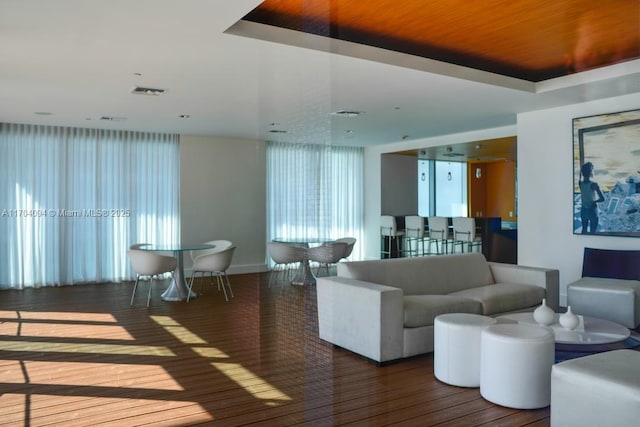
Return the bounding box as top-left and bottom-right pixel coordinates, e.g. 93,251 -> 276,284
442,152 -> 465,157
331,110 -> 363,117
100,116 -> 127,122
268,129 -> 287,134
130,86 -> 167,96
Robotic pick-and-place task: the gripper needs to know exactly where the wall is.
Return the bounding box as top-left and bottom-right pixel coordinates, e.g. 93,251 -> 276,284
381,154 -> 418,215
517,92 -> 640,305
180,135 -> 267,274
485,161 -> 517,220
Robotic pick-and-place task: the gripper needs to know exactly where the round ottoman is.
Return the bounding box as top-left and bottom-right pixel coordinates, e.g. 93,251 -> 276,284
434,313 -> 497,387
480,323 -> 554,409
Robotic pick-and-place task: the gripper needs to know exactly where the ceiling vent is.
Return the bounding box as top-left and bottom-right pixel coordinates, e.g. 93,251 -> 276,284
100,116 -> 127,122
130,86 -> 167,96
331,110 -> 363,117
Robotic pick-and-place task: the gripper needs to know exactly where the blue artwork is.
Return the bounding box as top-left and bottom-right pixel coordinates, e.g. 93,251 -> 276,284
573,109 -> 640,237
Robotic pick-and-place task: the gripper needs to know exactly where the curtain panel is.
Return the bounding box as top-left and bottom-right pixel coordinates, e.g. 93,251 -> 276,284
266,141 -> 364,261
0,123 -> 179,288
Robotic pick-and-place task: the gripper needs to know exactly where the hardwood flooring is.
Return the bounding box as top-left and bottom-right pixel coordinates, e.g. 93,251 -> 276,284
0,273 -> 550,426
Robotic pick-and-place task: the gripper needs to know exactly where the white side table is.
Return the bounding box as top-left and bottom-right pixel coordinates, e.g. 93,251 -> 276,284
434,313 -> 497,387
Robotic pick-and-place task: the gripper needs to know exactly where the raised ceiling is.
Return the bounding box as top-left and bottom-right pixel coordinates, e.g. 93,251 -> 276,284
1,1 -> 639,150
244,0 -> 640,81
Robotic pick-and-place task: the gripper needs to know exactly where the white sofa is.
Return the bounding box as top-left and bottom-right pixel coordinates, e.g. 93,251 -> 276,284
316,253 -> 559,364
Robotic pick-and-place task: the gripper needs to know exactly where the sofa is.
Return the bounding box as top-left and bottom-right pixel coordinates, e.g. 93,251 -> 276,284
567,247 -> 640,328
316,253 -> 559,363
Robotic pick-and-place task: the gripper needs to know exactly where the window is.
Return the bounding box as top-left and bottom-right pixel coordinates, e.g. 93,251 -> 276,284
266,141 -> 363,261
0,123 -> 179,288
418,160 -> 468,217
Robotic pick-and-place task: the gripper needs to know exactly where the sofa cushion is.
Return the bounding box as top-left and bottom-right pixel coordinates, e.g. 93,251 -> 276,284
338,253 -> 495,296
403,295 -> 482,328
449,283 -> 544,315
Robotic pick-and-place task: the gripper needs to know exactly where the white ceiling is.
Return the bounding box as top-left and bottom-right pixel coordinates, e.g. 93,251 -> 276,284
2,0 -> 640,148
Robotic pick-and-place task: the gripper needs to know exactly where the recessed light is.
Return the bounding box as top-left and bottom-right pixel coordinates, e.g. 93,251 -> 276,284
179,114 -> 190,119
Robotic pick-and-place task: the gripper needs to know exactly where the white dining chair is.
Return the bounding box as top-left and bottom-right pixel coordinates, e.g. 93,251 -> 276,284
128,248 -> 177,307
335,237 -> 356,261
267,241 -> 306,288
308,241 -> 350,277
187,246 -> 236,302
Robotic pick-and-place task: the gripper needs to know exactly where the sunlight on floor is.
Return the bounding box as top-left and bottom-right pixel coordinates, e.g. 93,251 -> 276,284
211,362 -> 292,405
150,315 -> 207,344
0,340 -> 175,356
151,315 -> 292,405
0,321 -> 135,340
1,360 -> 184,390
0,311 -> 117,322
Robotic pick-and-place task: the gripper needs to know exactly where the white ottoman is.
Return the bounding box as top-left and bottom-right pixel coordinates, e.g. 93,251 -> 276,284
551,349 -> 640,427
434,313 -> 497,387
480,323 -> 555,409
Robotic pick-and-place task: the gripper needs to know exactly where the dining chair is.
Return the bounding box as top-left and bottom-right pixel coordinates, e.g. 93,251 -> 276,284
267,241 -> 306,288
190,240 -> 232,286
335,237 -> 356,261
427,216 -> 451,255
404,216 -> 426,257
308,241 -> 350,277
187,246 -> 236,302
380,215 -> 405,258
128,248 -> 177,307
452,217 -> 482,253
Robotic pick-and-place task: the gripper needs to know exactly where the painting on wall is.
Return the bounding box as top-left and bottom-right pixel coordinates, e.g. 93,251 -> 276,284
573,109 -> 640,237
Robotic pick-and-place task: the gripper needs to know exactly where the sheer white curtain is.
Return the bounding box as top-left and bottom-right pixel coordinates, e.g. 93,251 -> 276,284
0,123 -> 179,288
266,141 -> 363,260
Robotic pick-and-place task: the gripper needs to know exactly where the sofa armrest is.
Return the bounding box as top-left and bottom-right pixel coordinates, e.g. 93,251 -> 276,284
316,276 -> 404,363
488,262 -> 560,311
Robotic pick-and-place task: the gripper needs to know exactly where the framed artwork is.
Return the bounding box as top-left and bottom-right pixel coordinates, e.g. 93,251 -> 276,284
573,109 -> 640,237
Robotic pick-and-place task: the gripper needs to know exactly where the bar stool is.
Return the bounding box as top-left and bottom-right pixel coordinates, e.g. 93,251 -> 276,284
404,215 -> 426,257
427,216 -> 451,254
452,217 -> 482,253
380,215 -> 404,258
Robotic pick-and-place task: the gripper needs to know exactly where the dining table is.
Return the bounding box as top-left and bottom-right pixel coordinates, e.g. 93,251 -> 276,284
139,243 -> 215,301
272,237 -> 331,286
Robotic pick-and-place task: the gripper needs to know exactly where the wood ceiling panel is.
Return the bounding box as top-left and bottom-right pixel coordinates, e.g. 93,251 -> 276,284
244,0 -> 640,81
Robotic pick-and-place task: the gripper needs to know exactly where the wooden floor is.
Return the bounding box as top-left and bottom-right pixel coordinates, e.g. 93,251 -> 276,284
0,273 -> 550,426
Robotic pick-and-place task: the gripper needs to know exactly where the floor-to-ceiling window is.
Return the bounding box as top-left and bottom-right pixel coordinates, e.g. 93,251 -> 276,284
266,141 -> 363,261
418,160 -> 468,217
0,123 -> 179,288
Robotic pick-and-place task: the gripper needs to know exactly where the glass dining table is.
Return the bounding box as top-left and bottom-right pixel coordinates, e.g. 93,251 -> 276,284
139,243 -> 215,301
272,237 -> 330,286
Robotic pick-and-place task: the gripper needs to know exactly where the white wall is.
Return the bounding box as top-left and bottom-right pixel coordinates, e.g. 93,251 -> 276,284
517,92 -> 640,305
180,135 -> 267,274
